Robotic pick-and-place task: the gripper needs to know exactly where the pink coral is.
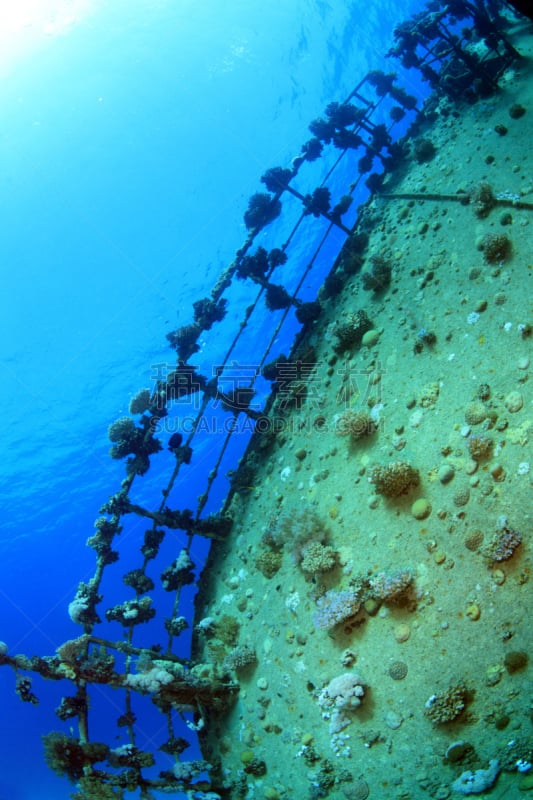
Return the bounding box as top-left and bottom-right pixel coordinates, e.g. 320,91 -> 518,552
313,589 -> 361,629
488,526 -> 522,562
369,568 -> 414,603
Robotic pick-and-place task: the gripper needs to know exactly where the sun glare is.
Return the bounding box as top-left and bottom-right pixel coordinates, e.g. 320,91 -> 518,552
0,0 -> 92,68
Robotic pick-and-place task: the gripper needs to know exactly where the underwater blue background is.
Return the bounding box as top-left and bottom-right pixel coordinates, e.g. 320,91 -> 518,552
0,1 -> 425,797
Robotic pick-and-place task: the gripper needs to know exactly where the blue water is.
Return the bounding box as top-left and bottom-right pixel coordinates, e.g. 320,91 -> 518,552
0,1 -> 426,797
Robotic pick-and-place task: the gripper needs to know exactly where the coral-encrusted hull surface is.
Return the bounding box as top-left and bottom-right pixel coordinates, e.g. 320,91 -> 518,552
194,21 -> 533,800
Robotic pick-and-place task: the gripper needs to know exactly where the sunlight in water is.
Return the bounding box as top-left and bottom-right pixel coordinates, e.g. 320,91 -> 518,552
0,0 -> 93,67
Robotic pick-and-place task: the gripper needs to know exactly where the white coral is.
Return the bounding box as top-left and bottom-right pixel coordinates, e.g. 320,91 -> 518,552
318,673 -> 365,735
68,597 -> 89,625
451,760 -> 499,795
125,666 -> 174,694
